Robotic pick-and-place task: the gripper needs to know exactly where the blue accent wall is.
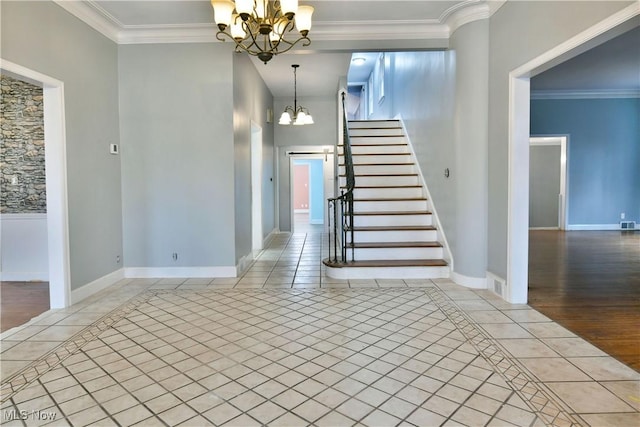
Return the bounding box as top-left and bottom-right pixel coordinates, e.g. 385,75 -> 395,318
293,159 -> 324,224
531,98 -> 640,225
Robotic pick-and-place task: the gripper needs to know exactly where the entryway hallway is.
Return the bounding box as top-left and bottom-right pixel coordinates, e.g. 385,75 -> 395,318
1,232 -> 638,426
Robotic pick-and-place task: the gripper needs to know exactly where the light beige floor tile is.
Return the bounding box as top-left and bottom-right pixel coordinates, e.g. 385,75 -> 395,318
29,326 -> 86,341
547,381 -> 635,413
467,310 -> 514,324
497,338 -> 560,358
601,381 -> 640,410
2,340 -> 61,360
581,412 -> 640,427
519,357 -> 592,382
269,412 -> 308,427
568,357 -> 640,381
0,360 -> 30,378
481,323 -> 535,339
502,309 -> 551,323
520,322 -> 576,338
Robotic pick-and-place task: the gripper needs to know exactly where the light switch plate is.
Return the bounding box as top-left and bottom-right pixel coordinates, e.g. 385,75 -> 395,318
110,144 -> 119,155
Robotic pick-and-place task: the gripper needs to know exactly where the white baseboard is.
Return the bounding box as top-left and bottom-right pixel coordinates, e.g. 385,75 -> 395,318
451,271 -> 487,289
71,268 -> 125,305
294,209 -> 309,213
567,224 -> 623,231
125,266 -> 237,279
0,272 -> 49,282
263,228 -> 279,248
529,227 -> 559,230
309,219 -> 324,225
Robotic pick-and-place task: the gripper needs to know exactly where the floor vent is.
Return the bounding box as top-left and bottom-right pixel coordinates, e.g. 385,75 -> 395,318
620,221 -> 636,230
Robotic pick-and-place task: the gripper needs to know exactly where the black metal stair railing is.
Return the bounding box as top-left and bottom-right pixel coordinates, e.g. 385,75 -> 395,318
327,92 -> 355,263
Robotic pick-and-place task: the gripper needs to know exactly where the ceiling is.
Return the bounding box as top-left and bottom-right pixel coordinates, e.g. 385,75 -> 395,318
57,1 -> 639,97
61,0 -> 500,97
531,26 -> 640,92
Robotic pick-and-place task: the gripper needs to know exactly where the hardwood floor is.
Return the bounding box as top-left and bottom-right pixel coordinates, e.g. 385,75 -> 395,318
528,230 -> 640,371
0,281 -> 50,333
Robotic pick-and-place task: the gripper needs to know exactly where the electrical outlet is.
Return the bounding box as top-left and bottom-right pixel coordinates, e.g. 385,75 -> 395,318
621,212 -> 626,220
116,255 -> 121,264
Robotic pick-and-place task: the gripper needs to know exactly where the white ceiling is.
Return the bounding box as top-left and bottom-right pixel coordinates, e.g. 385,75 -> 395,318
63,0 -> 499,97
57,1 -> 639,98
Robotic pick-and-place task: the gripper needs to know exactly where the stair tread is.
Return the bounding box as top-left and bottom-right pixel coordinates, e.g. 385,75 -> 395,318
351,225 -> 436,231
340,173 -> 418,177
340,163 -> 415,166
342,185 -> 422,189
338,144 -> 407,147
354,197 -> 427,201
348,211 -> 432,216
351,241 -> 442,248
350,135 -> 404,138
324,259 -> 448,268
341,153 -> 411,156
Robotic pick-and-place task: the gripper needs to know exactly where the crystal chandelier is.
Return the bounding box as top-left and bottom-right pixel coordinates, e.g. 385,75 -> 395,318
279,64 -> 313,125
211,0 -> 314,64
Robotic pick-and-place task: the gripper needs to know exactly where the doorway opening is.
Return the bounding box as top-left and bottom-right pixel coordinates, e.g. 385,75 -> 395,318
251,122 -> 263,254
290,157 -> 325,234
529,136 -> 568,231
0,60 -> 70,327
506,9 -> 637,304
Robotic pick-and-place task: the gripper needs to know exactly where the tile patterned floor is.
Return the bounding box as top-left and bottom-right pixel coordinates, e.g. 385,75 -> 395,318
1,233 -> 638,426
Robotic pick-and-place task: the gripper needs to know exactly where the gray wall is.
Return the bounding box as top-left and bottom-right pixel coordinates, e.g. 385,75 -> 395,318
529,145 -> 561,228
119,43 -> 236,268
233,55 -> 276,263
487,0 -> 635,278
1,0 -> 123,290
450,20 -> 490,279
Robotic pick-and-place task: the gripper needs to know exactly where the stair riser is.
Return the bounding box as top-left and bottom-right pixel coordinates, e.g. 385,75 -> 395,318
353,247 -> 443,260
348,155 -> 413,165
354,200 -> 428,212
353,229 -> 438,242
343,176 -> 421,187
349,121 -> 400,129
325,265 -> 449,280
341,164 -> 416,175
352,187 -> 423,199
339,145 -> 409,155
349,128 -> 404,137
354,214 -> 432,227
349,136 -> 407,145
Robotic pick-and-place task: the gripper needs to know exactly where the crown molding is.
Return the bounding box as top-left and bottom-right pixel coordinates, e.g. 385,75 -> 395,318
117,24 -> 218,45
53,0 -> 119,43
311,20 -> 449,41
531,89 -> 640,99
53,0 -> 506,45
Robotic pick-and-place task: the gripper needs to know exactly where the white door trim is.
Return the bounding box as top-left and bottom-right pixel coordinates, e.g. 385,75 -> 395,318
290,155 -> 324,232
530,136 -> 569,230
1,59 -> 71,308
506,3 -> 639,304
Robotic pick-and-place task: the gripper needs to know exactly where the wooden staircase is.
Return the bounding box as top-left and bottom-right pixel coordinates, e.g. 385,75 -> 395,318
324,120 -> 450,280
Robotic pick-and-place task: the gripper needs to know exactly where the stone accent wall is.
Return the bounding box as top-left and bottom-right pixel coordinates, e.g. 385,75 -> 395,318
1,74 -> 46,213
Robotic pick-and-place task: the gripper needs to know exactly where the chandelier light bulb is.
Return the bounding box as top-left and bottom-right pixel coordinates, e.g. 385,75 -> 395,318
295,5 -> 314,35
211,0 -> 234,29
